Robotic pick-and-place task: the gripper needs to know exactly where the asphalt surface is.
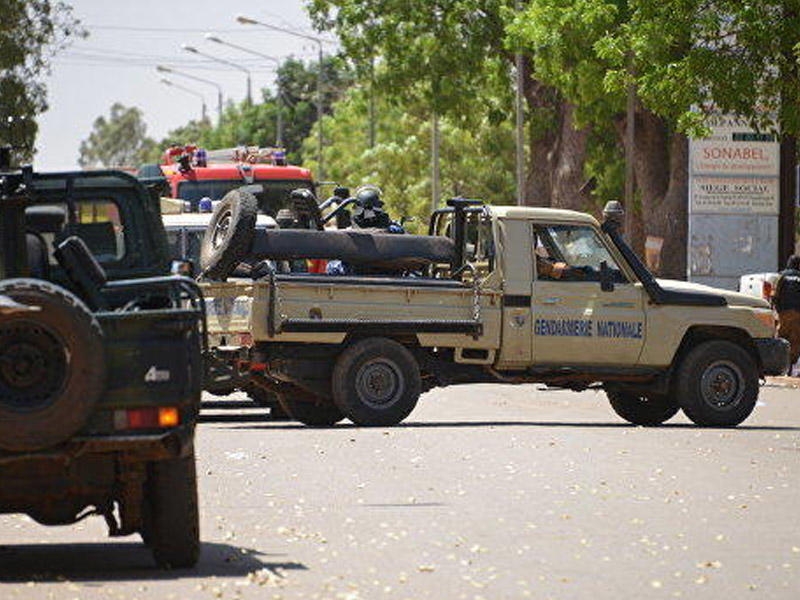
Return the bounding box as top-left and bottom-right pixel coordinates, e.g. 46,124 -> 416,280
1,381 -> 799,600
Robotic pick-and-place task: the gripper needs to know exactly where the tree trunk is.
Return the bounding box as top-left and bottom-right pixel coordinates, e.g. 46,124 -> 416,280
632,108 -> 688,279
521,70 -> 590,209
550,102 -> 590,211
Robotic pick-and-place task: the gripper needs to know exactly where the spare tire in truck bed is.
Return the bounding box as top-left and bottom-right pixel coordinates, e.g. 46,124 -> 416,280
200,188 -> 258,280
0,279 -> 106,451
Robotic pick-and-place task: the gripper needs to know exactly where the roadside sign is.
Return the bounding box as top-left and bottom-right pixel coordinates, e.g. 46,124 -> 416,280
688,114 -> 780,289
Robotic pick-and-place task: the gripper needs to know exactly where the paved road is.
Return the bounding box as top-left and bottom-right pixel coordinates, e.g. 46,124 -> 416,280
1,382 -> 799,600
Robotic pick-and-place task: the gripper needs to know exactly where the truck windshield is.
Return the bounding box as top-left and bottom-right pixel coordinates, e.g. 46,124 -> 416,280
177,180 -> 313,215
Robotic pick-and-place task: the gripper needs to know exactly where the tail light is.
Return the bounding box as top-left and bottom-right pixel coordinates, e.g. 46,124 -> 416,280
114,407 -> 180,430
762,280 -> 773,300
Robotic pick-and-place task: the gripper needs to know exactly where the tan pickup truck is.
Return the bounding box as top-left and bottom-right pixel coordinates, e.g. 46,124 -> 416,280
201,195 -> 789,428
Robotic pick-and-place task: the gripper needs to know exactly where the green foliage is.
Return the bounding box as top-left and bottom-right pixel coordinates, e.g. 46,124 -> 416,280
147,56 -> 352,166
301,86 -> 515,231
309,0 -> 513,120
78,103 -> 157,168
511,1 -> 800,137
0,1 -> 84,160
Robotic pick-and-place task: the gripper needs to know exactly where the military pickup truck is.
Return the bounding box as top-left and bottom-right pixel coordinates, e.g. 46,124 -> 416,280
200,193 -> 789,428
0,153 -> 206,568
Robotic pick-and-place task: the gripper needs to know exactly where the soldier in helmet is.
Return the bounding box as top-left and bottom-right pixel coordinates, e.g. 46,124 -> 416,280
772,254 -> 800,372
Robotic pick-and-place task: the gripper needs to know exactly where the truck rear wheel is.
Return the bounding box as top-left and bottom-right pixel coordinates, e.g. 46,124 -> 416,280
0,279 -> 105,451
277,391 -> 344,426
675,340 -> 758,427
200,188 -> 258,280
606,390 -> 679,426
143,450 -> 200,569
332,337 -> 421,426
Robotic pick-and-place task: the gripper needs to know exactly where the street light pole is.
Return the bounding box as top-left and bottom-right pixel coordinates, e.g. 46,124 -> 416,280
157,65 -> 223,121
205,34 -> 284,146
236,15 -> 329,178
160,78 -> 207,121
182,44 -> 252,104
514,0 -> 526,206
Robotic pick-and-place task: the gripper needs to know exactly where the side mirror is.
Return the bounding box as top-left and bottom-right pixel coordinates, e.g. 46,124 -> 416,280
600,261 -> 615,292
171,259 -> 195,278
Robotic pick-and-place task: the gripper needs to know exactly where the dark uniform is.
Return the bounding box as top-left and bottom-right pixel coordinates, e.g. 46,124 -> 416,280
773,255 -> 800,370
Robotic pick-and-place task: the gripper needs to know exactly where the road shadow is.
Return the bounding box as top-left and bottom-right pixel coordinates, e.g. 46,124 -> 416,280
202,400 -> 257,410
199,412 -> 274,424
224,420 -> 800,432
0,541 -> 306,583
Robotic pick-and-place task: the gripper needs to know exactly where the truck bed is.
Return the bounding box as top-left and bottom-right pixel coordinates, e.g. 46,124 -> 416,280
202,273 -> 502,351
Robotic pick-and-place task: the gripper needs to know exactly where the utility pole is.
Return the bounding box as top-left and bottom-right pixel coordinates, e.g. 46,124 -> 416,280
779,3 -> 798,265
624,76 -> 636,238
236,15 -> 329,178
205,35 -> 283,145
515,0 -> 526,206
369,56 -> 376,149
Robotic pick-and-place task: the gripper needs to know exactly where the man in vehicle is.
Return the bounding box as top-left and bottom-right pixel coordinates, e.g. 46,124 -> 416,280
773,254 -> 800,371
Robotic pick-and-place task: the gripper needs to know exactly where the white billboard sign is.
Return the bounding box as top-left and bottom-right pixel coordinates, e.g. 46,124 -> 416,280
687,114 -> 780,289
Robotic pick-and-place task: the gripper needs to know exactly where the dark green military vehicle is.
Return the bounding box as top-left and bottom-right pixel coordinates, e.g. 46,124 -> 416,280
0,151 -> 206,568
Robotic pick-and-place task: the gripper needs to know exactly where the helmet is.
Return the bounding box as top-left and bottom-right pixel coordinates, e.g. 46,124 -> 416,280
355,185 -> 383,210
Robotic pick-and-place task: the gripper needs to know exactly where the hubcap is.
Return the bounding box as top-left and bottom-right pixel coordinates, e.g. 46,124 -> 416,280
0,321 -> 67,411
700,360 -> 744,410
212,212 -> 232,249
355,359 -> 404,408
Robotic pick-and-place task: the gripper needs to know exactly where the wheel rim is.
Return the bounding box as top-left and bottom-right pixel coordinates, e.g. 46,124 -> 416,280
211,211 -> 232,250
355,358 -> 404,408
0,320 -> 67,412
700,360 -> 745,410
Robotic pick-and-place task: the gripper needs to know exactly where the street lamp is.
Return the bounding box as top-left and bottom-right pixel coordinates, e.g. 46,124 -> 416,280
236,14 -> 327,178
205,34 -> 285,146
156,65 -> 223,121
160,78 -> 207,121
182,44 -> 252,104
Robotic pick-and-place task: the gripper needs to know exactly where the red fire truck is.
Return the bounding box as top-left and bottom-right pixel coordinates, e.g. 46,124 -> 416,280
144,144 -> 315,215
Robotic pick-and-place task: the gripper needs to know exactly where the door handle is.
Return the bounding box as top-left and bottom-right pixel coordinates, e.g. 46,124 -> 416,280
541,297 -> 561,305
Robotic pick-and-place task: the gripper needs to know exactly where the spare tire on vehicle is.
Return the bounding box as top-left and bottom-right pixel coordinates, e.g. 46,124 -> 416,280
200,188 -> 258,280
0,279 -> 106,451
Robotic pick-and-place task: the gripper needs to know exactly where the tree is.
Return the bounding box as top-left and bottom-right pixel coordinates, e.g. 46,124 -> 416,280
510,0 -> 800,277
309,0 -> 593,209
0,1 -> 83,161
147,56 -> 352,166
301,85 -> 516,231
78,103 -> 157,168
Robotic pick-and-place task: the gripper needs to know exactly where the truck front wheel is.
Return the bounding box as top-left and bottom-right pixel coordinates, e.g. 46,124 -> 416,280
332,337 -> 421,426
675,340 -> 759,427
142,450 -> 200,568
606,391 -> 679,426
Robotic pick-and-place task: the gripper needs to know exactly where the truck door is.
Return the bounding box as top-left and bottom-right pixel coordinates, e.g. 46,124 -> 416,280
531,223 -> 646,366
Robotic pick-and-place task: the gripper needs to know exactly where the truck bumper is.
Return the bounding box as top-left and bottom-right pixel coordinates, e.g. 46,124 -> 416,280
754,337 -> 791,376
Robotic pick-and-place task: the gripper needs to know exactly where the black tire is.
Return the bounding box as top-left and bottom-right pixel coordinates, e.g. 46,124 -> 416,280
332,337 -> 421,426
606,390 -> 679,426
0,279 -> 105,451
675,340 -> 759,427
277,391 -> 345,427
244,381 -> 278,408
144,450 -> 200,569
200,188 -> 258,280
